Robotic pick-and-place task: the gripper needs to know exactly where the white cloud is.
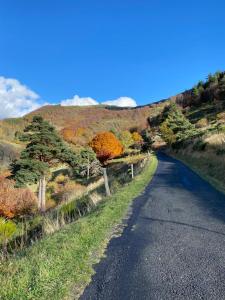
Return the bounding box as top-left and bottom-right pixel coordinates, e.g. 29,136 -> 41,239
102,97 -> 137,107
61,95 -> 98,106
0,75 -> 138,119
60,95 -> 137,108
0,76 -> 41,119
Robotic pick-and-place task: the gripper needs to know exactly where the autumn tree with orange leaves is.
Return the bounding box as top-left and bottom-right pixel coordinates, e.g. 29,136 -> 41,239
89,132 -> 123,165
90,132 -> 123,196
61,127 -> 76,144
61,127 -> 87,145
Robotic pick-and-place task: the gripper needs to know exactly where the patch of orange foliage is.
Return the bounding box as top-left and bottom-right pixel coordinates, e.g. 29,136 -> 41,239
90,131 -> 123,164
61,127 -> 88,145
0,176 -> 37,218
61,127 -> 76,143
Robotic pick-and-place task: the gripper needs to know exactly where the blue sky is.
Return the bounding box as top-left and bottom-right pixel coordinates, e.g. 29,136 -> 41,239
1,0 -> 225,117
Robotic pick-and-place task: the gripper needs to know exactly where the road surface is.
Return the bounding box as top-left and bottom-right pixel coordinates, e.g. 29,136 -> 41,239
80,153 -> 225,300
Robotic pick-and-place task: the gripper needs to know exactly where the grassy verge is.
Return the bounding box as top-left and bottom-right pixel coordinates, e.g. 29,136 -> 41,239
109,152 -> 148,164
170,152 -> 225,195
0,155 -> 158,300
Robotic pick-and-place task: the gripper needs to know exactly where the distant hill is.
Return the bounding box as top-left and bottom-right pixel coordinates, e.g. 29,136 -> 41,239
0,70 -> 225,171
0,102 -> 168,145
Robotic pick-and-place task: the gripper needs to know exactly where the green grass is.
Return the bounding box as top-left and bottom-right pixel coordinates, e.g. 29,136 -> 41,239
0,156 -> 158,300
109,153 -> 148,164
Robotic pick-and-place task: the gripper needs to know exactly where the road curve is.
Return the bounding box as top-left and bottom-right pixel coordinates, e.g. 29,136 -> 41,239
80,153 -> 225,300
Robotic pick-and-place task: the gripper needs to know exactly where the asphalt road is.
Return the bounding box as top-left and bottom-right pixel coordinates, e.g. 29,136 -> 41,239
80,153 -> 225,300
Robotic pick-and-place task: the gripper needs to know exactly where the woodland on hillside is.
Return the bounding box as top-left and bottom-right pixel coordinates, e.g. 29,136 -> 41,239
157,71 -> 225,193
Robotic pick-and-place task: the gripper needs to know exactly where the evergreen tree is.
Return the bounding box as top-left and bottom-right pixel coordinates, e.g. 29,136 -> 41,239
73,147 -> 101,179
192,86 -> 200,98
197,80 -> 204,88
10,116 -> 77,212
141,129 -> 153,152
159,121 -> 176,145
160,103 -> 198,145
207,73 -> 218,85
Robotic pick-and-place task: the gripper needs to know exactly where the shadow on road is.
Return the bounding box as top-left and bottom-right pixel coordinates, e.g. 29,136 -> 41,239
141,216 -> 225,237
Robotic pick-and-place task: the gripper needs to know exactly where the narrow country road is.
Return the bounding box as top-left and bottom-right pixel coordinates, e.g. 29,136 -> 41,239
80,153 -> 225,300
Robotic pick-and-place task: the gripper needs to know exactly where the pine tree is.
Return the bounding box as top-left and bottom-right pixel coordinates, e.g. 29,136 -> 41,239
160,103 -> 198,145
141,129 -> 153,151
160,121 -> 176,145
10,116 -> 77,212
73,147 -> 101,179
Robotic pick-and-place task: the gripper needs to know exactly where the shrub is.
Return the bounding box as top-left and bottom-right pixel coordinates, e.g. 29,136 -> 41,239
217,112 -> 225,123
47,181 -> 58,194
141,129 -> 153,152
131,132 -> 144,150
60,195 -> 91,217
0,217 -> 17,256
118,130 -> 133,150
60,127 -> 88,145
0,177 -> 37,218
46,195 -> 57,210
217,124 -> 225,133
192,140 -> 208,151
160,121 -> 176,145
196,118 -> 208,128
60,127 -> 76,143
132,132 -> 143,144
55,174 -> 68,184
48,178 -> 86,204
216,148 -> 225,155
73,147 -> 101,178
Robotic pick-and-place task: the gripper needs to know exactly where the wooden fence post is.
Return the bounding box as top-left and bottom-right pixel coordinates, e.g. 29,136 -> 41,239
102,167 -> 111,196
131,163 -> 134,179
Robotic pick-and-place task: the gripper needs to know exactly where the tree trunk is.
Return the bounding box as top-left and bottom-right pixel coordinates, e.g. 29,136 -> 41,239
38,175 -> 46,212
38,178 -> 42,210
41,175 -> 46,212
131,164 -> 134,179
87,154 -> 90,180
2,240 -> 8,259
102,167 -> 111,196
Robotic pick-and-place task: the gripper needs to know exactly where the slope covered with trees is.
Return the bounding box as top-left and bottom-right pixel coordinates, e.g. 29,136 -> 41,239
0,104 -> 164,144
153,71 -> 225,192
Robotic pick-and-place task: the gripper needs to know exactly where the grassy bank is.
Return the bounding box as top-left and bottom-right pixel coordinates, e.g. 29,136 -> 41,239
0,155 -> 158,300
170,152 -> 225,195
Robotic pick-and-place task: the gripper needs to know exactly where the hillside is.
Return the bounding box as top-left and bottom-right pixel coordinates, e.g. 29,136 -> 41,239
0,71 -> 225,181
0,103 -> 167,143
0,102 -> 168,170
156,71 -> 225,193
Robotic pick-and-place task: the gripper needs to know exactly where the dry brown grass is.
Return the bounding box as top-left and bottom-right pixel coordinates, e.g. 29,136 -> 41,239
204,133 -> 225,149
173,132 -> 225,193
